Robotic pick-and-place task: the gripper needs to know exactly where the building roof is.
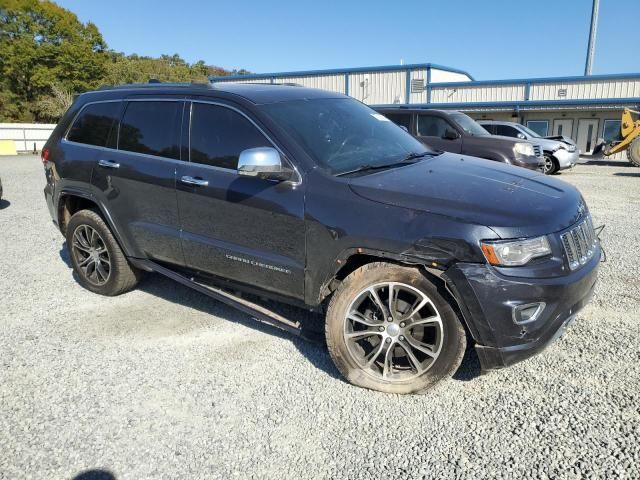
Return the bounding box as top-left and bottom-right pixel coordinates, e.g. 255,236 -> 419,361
209,62 -> 475,82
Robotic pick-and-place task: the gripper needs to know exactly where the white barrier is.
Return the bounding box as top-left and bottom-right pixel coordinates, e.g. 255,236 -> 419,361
0,123 -> 57,152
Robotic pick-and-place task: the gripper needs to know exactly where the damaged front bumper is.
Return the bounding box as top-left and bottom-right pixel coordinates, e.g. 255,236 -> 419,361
442,248 -> 600,370
554,148 -> 579,170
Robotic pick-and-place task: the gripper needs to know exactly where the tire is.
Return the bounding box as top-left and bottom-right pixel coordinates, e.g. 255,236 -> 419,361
627,137 -> 640,167
543,154 -> 558,175
66,209 -> 141,296
325,262 -> 466,394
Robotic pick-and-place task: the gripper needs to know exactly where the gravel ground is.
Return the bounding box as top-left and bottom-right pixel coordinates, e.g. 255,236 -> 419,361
0,155 -> 638,480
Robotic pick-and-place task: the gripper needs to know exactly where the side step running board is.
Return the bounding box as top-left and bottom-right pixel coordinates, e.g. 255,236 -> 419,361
133,259 -> 304,337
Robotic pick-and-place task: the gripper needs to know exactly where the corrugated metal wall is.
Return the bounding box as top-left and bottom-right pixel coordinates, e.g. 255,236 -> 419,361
276,75 -> 345,92
348,70 -> 406,104
431,84 -> 525,103
218,78 -> 271,84
530,79 -> 640,101
430,78 -> 640,105
211,68 -> 640,111
213,67 -> 475,105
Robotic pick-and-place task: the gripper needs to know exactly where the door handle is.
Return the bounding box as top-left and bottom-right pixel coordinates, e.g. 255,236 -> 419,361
98,159 -> 120,169
180,175 -> 209,187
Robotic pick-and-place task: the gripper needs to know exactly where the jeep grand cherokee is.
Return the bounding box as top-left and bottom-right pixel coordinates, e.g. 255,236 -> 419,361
42,83 -> 600,394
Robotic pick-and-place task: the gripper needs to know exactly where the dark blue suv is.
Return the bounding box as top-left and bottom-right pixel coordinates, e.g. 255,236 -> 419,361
42,83 -> 600,393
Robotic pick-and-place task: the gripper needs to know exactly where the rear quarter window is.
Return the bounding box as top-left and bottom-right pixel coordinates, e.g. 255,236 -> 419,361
67,102 -> 121,147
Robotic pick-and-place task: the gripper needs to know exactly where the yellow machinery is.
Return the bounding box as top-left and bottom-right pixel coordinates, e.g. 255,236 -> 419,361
601,108 -> 640,167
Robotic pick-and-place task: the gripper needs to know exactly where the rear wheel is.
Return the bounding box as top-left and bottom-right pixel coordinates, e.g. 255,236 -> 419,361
627,137 -> 640,167
325,262 -> 466,394
543,154 -> 558,174
66,209 -> 141,296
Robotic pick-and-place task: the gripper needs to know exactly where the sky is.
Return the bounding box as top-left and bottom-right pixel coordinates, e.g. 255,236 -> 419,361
57,0 -> 639,80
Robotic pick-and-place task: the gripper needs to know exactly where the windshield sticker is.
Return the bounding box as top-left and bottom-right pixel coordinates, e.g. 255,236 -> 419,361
371,113 -> 390,122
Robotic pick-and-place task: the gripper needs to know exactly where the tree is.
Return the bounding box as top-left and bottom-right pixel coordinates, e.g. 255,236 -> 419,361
0,0 -> 249,122
0,0 -> 107,121
33,84 -> 73,122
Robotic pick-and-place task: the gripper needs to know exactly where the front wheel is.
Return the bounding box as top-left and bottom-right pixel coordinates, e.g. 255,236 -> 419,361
627,137 -> 640,167
543,154 -> 558,174
325,263 -> 466,394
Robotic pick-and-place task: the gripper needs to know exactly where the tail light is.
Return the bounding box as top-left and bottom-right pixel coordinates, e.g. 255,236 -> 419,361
41,147 -> 50,164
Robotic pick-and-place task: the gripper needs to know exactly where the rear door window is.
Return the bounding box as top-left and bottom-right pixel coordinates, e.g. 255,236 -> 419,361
189,103 -> 270,170
496,125 -> 519,138
482,124 -> 496,134
383,113 -> 412,132
118,101 -> 182,159
417,115 -> 451,137
67,102 -> 121,147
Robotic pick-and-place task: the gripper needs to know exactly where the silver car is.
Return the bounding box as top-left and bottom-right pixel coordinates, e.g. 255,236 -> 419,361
479,120 -> 578,174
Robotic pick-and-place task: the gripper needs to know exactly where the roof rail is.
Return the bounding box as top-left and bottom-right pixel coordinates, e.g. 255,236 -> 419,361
95,82 -> 214,91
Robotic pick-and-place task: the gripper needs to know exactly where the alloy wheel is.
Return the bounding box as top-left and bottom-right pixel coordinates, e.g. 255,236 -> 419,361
71,224 -> 111,286
343,282 -> 443,382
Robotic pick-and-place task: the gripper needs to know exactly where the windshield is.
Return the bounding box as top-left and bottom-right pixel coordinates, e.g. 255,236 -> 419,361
263,98 -> 435,175
519,124 -> 541,138
451,113 -> 490,136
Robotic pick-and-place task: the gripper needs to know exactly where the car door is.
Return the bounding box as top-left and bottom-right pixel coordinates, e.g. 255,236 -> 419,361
416,114 -> 462,153
91,98 -> 185,266
175,100 -> 306,300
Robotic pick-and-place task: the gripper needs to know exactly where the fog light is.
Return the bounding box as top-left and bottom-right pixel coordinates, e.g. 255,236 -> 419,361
512,302 -> 545,325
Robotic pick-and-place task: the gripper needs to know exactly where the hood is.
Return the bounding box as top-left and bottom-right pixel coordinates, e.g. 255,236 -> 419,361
544,135 -> 576,147
536,136 -> 576,150
348,152 -> 585,238
472,134 -> 524,146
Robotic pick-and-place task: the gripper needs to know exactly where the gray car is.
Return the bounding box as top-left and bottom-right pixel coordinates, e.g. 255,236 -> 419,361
377,109 -> 544,171
479,120 -> 578,175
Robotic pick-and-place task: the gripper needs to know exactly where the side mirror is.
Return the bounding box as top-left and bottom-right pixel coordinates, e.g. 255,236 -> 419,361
443,129 -> 458,140
517,133 -> 526,139
238,147 -> 292,181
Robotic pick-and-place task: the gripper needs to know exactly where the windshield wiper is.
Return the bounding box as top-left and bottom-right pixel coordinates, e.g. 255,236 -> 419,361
335,162 -> 406,177
335,152 -> 435,177
401,151 -> 435,162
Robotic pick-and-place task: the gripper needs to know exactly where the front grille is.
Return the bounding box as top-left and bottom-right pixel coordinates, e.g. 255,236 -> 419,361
533,145 -> 543,158
560,215 -> 597,270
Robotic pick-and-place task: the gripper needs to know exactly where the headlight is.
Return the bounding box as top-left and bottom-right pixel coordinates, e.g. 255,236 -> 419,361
513,142 -> 534,157
481,236 -> 551,266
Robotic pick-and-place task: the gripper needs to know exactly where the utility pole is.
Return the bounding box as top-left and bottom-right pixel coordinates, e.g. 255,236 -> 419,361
584,0 -> 600,76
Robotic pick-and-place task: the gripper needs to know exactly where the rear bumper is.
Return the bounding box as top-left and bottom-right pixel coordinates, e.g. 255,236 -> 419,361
44,184 -> 57,227
554,149 -> 579,169
443,247 -> 600,370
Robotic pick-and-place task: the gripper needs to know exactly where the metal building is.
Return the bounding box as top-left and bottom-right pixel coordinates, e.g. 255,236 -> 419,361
211,63 -> 640,158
